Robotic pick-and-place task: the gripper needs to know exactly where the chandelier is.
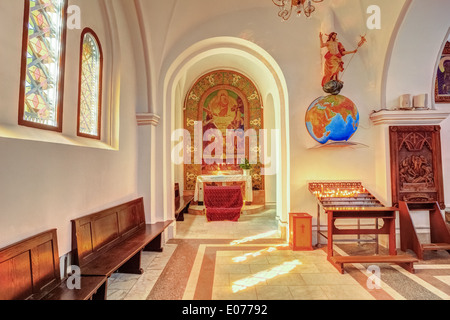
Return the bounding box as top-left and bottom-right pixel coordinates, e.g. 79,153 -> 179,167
272,0 -> 324,20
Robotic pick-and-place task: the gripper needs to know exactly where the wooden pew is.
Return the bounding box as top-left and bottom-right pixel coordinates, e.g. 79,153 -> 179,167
71,198 -> 172,278
0,229 -> 107,300
175,183 -> 193,221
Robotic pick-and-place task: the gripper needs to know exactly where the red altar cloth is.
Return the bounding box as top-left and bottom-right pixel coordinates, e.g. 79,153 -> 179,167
204,186 -> 243,222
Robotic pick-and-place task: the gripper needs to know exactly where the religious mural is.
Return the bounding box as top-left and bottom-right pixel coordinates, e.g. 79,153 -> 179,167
305,32 -> 366,145
184,70 -> 264,192
202,86 -> 246,161
319,32 -> 358,87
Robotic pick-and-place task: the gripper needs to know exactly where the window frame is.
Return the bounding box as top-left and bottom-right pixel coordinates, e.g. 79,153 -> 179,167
18,0 -> 68,132
77,28 -> 103,140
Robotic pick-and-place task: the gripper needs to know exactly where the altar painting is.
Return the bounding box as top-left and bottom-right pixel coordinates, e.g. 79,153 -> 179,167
202,86 -> 246,161
184,70 -> 264,192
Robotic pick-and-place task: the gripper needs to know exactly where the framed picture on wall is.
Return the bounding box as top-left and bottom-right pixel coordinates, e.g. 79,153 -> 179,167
435,41 -> 450,103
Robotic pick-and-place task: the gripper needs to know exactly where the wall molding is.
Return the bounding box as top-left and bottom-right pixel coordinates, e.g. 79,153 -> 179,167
370,109 -> 450,126
136,113 -> 160,126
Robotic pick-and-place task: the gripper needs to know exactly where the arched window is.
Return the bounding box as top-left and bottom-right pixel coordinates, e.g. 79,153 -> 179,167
18,0 -> 68,131
77,29 -> 103,139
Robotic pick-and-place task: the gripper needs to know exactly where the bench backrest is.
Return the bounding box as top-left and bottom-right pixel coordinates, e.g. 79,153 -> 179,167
71,198 -> 146,267
0,229 -> 61,300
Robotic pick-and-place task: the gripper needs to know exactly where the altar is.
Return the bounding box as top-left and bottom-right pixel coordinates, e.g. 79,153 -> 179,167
194,174 -> 253,203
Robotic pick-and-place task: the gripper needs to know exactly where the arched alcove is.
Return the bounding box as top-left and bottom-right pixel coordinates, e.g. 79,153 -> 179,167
162,37 -> 291,238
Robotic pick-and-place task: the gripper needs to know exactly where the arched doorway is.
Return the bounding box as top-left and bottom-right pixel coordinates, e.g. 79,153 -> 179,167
163,37 -> 291,240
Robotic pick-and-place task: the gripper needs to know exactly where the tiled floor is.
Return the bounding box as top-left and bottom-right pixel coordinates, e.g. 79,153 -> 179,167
107,208 -> 450,300
106,243 -> 178,300
107,208 -> 280,300
174,206 -> 280,239
208,247 -> 374,300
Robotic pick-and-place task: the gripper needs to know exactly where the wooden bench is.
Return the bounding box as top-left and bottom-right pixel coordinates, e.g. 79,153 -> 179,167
71,198 -> 173,278
0,229 -> 107,300
175,183 -> 193,221
329,255 -> 419,274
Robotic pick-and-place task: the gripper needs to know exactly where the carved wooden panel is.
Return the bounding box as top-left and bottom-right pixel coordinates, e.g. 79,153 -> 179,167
389,126 -> 445,209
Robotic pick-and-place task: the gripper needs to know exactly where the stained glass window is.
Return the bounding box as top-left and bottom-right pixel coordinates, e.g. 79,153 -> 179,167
77,30 -> 102,139
19,0 -> 67,131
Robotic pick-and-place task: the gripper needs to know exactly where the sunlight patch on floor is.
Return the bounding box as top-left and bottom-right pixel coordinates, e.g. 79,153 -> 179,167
231,260 -> 302,293
232,244 -> 289,263
229,230 -> 278,245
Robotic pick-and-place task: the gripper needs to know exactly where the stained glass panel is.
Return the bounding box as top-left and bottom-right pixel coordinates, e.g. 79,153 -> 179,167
78,32 -> 101,138
21,0 -> 66,129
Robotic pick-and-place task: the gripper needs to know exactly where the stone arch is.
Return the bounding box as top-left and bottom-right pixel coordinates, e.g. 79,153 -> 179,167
163,37 -> 291,237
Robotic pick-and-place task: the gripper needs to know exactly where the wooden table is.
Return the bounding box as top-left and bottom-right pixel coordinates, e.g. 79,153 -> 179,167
325,207 -> 397,258
308,182 -> 418,273
325,207 -> 417,274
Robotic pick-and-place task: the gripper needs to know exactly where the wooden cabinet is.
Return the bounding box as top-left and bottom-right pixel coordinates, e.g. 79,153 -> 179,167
289,213 -> 313,251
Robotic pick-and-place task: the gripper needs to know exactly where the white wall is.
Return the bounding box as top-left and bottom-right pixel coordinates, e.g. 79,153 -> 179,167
138,0 -> 413,236
383,0 -> 450,231
385,0 -> 450,210
264,94 -> 277,205
0,0 -> 142,254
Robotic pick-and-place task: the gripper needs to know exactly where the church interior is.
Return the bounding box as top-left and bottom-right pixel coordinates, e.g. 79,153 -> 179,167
1,0 -> 450,302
